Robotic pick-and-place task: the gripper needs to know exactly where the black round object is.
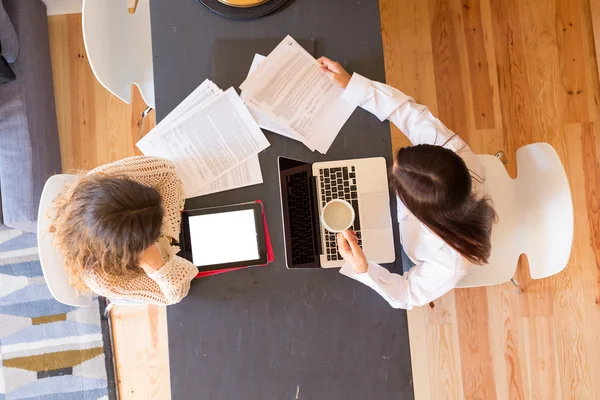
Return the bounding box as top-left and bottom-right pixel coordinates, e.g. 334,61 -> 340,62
197,0 -> 296,20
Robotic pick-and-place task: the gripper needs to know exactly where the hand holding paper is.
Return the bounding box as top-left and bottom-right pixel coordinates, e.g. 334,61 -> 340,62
317,56 -> 352,89
135,36 -> 358,200
240,36 -> 357,154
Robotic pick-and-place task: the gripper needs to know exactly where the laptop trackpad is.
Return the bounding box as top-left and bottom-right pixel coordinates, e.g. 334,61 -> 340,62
359,192 -> 392,229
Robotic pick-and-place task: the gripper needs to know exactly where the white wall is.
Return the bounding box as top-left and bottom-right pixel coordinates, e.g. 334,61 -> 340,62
42,0 -> 137,16
42,0 -> 81,15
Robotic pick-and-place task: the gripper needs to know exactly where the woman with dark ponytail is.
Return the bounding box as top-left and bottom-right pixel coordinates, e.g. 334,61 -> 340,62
319,57 -> 496,309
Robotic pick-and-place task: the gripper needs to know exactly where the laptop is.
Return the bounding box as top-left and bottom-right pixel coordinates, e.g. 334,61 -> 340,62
278,156 -> 396,269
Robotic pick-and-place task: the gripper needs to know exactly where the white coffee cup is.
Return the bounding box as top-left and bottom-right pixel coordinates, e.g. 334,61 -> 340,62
321,199 -> 355,233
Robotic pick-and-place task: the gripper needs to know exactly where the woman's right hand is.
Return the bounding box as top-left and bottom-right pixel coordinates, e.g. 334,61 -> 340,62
337,230 -> 368,274
139,243 -> 166,274
318,57 -> 352,89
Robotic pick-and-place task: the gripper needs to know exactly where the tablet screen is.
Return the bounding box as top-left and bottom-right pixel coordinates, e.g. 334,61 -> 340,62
188,209 -> 260,267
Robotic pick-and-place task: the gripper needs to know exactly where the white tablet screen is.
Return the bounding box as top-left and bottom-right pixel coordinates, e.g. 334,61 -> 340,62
188,209 -> 259,267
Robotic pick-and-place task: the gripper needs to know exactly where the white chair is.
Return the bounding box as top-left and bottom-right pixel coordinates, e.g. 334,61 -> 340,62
38,174 -> 93,307
456,143 -> 574,288
37,174 -> 145,314
37,174 -> 145,398
82,0 -> 154,138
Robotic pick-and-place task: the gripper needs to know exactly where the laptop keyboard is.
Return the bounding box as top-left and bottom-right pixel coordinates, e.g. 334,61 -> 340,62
285,171 -> 317,266
319,166 -> 362,262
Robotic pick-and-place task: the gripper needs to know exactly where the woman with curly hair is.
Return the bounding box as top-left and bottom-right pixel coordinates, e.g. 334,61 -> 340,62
50,157 -> 198,305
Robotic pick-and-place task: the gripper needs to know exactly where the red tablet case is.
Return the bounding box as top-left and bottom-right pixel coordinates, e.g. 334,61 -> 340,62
194,200 -> 274,278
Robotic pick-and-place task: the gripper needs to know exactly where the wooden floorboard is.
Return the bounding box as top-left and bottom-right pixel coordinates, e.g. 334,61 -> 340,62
49,1 -> 600,397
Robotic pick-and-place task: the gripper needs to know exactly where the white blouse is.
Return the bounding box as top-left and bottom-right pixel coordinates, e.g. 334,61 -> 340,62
338,73 -> 486,310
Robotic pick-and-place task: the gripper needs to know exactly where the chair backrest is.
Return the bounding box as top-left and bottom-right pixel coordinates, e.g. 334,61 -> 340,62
456,153 -> 520,287
82,0 -> 155,108
514,143 -> 573,279
456,143 -> 573,288
37,174 -> 93,307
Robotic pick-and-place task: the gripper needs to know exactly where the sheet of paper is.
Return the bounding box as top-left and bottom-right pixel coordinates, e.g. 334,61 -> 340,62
137,87 -> 270,197
138,79 -> 263,198
240,36 -> 356,154
188,209 -> 259,266
160,79 -> 263,197
243,54 -> 303,143
154,79 -> 223,133
189,154 -> 262,197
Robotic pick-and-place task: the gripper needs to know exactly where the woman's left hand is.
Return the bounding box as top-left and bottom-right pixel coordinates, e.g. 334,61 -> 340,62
337,230 -> 368,274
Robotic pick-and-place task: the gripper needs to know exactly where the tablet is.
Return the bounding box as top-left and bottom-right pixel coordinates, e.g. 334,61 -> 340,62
179,203 -> 268,271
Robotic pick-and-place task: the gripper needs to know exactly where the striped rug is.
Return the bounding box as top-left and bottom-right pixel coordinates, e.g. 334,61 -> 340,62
0,229 -> 114,400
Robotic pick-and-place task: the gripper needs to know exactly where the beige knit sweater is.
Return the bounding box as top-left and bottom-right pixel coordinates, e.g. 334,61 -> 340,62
82,156 -> 198,305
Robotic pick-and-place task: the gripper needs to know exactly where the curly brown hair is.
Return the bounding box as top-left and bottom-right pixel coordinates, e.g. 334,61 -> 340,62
49,174 -> 164,293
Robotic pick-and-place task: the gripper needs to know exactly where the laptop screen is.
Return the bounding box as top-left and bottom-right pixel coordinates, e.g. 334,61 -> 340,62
278,157 -> 321,268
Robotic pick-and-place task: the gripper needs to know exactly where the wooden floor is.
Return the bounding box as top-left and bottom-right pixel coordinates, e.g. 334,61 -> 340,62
381,0 -> 600,398
47,14 -> 169,400
47,0 -> 600,398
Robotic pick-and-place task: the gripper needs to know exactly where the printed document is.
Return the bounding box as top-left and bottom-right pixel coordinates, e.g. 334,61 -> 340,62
243,54 -> 302,143
240,36 -> 356,154
137,82 -> 265,198
189,154 -> 263,197
137,86 -> 269,197
154,79 -> 223,133
141,79 -> 263,198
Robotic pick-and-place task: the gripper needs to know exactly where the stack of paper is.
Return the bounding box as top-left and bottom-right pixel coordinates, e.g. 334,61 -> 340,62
136,80 -> 269,199
240,35 -> 357,154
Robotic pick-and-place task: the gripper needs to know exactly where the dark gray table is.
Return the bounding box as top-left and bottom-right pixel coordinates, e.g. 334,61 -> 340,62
150,1 -> 413,399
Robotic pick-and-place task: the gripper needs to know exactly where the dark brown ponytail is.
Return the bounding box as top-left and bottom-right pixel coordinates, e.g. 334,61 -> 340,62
391,145 -> 496,265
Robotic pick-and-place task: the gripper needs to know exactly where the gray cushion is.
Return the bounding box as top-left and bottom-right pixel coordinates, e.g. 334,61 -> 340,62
0,0 -> 61,233
0,0 -> 19,63
0,54 -> 16,83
